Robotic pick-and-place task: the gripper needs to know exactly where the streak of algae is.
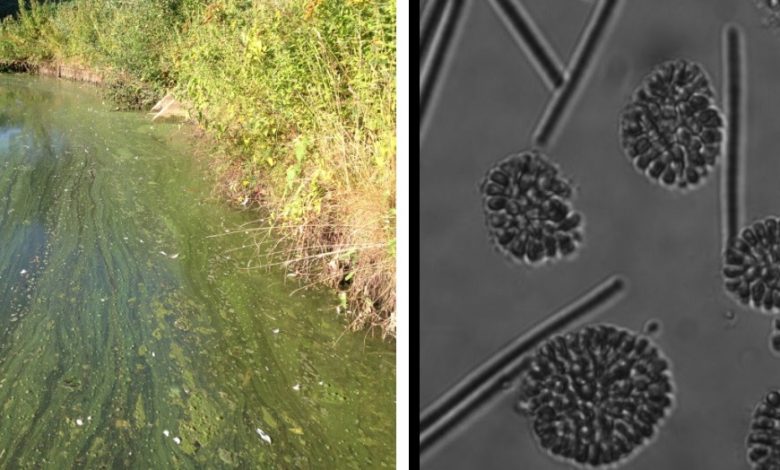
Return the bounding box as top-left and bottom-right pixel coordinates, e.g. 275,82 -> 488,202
0,75 -> 394,469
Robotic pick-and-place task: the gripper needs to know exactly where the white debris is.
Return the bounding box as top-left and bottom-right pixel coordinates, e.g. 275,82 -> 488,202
87,416 -> 92,421
163,430 -> 170,437
169,253 -> 179,259
19,270 -> 27,276
292,384 -> 300,392
173,437 -> 181,445
151,352 -> 156,358
159,251 -> 168,257
75,418 -> 84,426
272,328 -> 280,334
318,381 -> 324,386
255,428 -> 272,444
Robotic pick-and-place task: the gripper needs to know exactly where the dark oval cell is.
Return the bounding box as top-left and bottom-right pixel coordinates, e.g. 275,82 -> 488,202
700,128 -> 722,144
559,213 -> 582,232
743,228 -> 759,246
496,230 -> 514,246
755,222 -> 769,242
484,183 -> 505,196
684,167 -> 699,185
661,169 -> 676,185
698,109 -> 723,126
725,248 -> 746,265
619,59 -> 722,191
487,197 -> 506,211
543,236 -> 558,257
526,240 -> 544,263
648,160 -> 666,179
633,138 -> 651,154
480,150 -> 584,266
752,283 -> 767,304
547,199 -> 568,222
643,319 -> 662,337
516,324 -> 675,469
490,171 -> 509,186
635,153 -> 654,170
689,94 -> 710,110
766,218 -> 779,244
510,238 -> 527,258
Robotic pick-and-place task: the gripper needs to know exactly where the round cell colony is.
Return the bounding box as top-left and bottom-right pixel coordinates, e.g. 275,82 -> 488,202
480,150 -> 583,266
746,390 -> 780,470
723,217 -> 780,313
619,59 -> 723,191
516,323 -> 676,468
751,0 -> 780,32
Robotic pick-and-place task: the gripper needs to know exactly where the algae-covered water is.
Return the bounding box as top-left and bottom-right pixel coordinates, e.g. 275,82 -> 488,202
0,74 -> 394,469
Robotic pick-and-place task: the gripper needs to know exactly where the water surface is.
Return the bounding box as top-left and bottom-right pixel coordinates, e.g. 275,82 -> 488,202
0,74 -> 394,468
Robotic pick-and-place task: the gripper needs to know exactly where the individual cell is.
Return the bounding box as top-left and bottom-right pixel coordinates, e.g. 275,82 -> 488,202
723,217 -> 780,313
516,323 -> 675,469
643,319 -> 662,337
746,389 -> 780,470
618,59 -> 723,191
480,150 -> 584,266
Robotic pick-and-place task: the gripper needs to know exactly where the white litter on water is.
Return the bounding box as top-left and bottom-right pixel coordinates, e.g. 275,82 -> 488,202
255,428 -> 272,444
75,418 -> 84,426
169,253 -> 179,259
19,270 -> 26,275
292,384 -> 300,392
163,430 -> 170,437
151,352 -> 156,358
272,328 -> 280,334
87,416 -> 92,421
173,437 -> 181,445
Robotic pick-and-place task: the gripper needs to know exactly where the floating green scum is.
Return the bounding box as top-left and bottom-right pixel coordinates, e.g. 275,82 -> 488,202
0,74 -> 394,469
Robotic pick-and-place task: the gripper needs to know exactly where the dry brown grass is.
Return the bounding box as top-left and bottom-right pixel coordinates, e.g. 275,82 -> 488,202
202,113 -> 397,339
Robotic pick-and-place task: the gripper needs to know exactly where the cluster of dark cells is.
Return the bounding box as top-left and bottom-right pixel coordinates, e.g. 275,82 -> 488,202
751,0 -> 780,32
723,217 -> 780,313
619,59 -> 724,191
746,390 -> 780,470
480,150 -> 583,266
516,324 -> 675,469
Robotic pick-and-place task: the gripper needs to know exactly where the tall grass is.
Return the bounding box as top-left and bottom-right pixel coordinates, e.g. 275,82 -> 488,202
0,0 -> 397,338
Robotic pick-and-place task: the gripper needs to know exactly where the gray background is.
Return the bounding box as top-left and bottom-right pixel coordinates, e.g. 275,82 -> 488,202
420,0 -> 780,468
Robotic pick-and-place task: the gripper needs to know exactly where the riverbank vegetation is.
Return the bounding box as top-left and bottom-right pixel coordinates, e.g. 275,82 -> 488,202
0,0 -> 396,337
